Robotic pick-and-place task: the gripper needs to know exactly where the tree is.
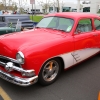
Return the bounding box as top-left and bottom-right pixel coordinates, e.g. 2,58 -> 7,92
0,0 -> 27,12
0,2 -> 5,10
8,0 -> 12,7
37,0 -> 52,13
51,0 -> 61,12
0,0 -> 17,11
80,4 -> 83,10
12,1 -> 18,11
1,0 -> 7,10
17,0 -> 27,13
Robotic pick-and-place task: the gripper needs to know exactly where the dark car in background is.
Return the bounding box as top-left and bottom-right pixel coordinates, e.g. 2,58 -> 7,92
0,26 -> 21,35
28,9 -> 43,14
0,14 -> 35,28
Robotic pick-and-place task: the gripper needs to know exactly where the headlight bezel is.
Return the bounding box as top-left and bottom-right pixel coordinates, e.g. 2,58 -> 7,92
16,51 -> 25,64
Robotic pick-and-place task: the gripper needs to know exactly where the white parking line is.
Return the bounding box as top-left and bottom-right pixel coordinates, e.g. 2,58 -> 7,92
0,87 -> 11,100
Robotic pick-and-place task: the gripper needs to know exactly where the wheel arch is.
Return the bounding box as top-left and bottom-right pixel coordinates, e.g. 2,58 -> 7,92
38,56 -> 65,74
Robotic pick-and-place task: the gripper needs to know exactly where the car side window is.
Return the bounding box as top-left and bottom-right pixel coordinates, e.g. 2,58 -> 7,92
94,19 -> 100,30
76,19 -> 92,34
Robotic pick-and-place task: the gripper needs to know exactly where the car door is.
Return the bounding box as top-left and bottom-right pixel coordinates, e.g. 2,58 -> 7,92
73,18 -> 100,64
93,18 -> 100,48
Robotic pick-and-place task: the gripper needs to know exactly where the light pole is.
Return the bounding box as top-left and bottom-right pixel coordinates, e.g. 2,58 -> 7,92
77,0 -> 80,12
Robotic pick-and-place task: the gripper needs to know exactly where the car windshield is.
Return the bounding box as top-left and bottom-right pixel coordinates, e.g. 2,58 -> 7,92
36,16 -> 74,32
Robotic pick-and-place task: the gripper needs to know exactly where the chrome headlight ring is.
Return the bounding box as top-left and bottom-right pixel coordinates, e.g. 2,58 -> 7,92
16,51 -> 25,64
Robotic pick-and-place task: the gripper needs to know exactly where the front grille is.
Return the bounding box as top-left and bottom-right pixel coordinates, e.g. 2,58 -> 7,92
0,55 -> 21,68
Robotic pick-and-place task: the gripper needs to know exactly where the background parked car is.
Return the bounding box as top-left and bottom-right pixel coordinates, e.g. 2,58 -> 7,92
27,11 -> 43,14
0,26 -> 21,35
0,19 -> 22,35
0,14 -> 36,28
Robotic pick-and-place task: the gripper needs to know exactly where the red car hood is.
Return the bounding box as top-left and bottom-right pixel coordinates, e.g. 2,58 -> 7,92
0,28 -> 68,56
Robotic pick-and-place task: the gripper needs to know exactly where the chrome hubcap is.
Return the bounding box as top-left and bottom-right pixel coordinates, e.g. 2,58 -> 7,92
42,60 -> 59,82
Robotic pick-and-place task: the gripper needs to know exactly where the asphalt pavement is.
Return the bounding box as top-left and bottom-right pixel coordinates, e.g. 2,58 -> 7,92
0,55 -> 100,100
0,96 -> 3,100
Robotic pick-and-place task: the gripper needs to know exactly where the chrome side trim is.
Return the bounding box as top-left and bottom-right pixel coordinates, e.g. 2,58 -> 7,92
71,52 -> 81,62
73,48 -> 100,64
0,70 -> 38,86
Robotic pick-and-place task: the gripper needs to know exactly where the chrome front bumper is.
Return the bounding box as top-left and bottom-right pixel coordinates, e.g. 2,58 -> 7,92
0,70 -> 38,86
0,55 -> 38,86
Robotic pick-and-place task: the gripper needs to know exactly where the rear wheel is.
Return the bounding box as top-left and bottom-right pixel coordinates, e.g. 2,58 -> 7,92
38,58 -> 61,86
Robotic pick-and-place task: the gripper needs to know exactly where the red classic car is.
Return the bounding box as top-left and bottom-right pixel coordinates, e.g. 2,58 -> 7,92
0,12 -> 100,86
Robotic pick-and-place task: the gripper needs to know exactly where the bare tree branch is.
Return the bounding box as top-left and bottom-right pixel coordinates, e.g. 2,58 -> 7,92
37,0 -> 52,13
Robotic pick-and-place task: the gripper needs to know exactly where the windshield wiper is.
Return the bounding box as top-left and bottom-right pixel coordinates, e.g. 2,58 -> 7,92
35,27 -> 67,32
58,29 -> 67,32
46,27 -> 57,30
47,27 -> 66,32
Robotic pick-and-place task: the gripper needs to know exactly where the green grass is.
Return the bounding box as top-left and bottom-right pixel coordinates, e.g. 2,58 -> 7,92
79,19 -> 91,24
30,15 -> 43,22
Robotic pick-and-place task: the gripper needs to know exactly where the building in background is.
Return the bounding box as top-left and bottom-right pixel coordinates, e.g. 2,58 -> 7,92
77,0 -> 100,14
26,0 -> 100,14
27,2 -> 78,13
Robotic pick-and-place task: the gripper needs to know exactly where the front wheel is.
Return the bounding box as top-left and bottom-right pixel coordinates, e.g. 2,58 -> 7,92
38,58 -> 61,86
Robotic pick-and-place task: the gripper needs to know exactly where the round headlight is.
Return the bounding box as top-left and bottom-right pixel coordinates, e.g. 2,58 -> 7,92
16,51 -> 24,64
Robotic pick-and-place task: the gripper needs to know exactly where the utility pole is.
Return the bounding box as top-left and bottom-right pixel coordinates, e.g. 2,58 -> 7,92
32,3 -> 33,21
30,0 -> 35,21
57,0 -> 60,12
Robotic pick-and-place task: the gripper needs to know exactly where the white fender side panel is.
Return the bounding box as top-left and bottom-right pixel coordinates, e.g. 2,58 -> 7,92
60,48 -> 100,69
